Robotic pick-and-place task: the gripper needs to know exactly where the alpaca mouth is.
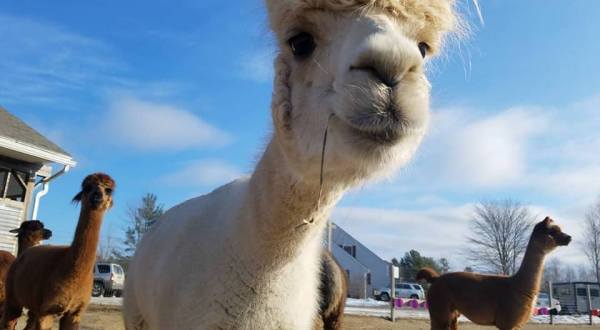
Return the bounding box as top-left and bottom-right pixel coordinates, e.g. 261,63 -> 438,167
353,126 -> 400,144
336,109 -> 405,145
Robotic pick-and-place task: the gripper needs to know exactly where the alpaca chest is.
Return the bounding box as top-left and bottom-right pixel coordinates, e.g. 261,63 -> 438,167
218,256 -> 322,330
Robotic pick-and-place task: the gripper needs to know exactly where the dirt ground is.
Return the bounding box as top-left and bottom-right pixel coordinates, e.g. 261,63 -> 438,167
16,306 -> 598,329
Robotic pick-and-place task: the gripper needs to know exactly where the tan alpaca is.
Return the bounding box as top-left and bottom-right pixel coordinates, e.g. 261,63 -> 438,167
0,221 -> 52,317
1,173 -> 115,330
417,217 -> 571,330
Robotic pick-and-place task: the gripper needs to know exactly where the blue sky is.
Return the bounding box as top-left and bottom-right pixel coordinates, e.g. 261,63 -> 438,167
1,1 -> 599,270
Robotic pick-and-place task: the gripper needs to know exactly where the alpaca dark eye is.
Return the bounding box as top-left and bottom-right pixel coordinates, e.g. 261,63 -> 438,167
105,188 -> 113,195
418,42 -> 430,58
288,32 -> 316,59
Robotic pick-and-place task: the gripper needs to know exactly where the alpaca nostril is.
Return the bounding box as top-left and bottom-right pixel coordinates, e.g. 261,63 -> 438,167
349,65 -> 398,88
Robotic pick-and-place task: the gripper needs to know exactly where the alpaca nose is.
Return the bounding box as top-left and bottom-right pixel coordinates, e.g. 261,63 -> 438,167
91,191 -> 103,204
350,64 -> 399,88
349,30 -> 422,88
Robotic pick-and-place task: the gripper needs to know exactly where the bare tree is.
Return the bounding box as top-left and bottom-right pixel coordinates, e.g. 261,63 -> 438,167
465,200 -> 535,275
582,200 -> 600,283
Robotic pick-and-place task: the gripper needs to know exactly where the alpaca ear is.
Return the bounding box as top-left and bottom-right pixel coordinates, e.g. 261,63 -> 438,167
271,55 -> 293,136
9,228 -> 20,234
72,191 -> 83,204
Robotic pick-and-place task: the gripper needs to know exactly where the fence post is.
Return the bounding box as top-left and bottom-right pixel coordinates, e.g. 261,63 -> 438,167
548,281 -> 554,325
587,284 -> 593,326
390,265 -> 396,322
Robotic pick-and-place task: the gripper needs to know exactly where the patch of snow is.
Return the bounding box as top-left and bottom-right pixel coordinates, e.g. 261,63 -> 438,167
90,296 -> 123,306
531,315 -> 600,325
345,298 -> 389,308
344,299 -> 600,325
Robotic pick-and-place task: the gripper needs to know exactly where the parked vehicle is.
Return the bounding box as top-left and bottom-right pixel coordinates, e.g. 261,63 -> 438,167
92,262 -> 125,297
535,292 -> 561,314
551,282 -> 600,314
374,282 -> 425,301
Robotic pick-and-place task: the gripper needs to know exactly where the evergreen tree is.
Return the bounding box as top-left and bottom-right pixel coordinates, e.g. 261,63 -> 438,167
399,250 -> 441,281
112,193 -> 164,267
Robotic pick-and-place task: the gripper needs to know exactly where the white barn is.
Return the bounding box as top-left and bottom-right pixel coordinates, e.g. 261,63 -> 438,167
0,107 -> 76,254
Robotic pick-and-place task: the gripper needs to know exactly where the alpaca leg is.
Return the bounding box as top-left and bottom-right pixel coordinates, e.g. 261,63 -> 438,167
0,301 -> 22,330
322,312 -> 343,330
59,312 -> 81,330
450,315 -> 459,330
23,311 -> 38,330
24,315 -> 54,330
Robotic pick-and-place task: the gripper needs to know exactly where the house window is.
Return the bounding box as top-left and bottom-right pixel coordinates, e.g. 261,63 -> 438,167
366,273 -> 371,285
5,170 -> 28,202
341,245 -> 356,258
0,169 -> 28,202
591,289 -> 600,297
577,288 -> 587,297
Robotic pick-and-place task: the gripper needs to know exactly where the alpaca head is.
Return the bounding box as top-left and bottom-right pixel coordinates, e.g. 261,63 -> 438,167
530,217 -> 572,253
266,0 -> 458,183
9,220 -> 52,242
72,173 -> 116,211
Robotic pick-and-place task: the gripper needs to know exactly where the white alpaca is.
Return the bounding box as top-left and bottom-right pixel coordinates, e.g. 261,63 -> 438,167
124,1 -> 458,329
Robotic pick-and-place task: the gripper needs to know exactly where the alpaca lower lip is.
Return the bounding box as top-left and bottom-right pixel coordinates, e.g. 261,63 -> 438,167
355,127 -> 400,143
337,116 -> 402,144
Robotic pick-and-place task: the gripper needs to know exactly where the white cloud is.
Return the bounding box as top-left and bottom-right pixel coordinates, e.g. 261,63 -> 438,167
106,97 -> 230,151
424,106 -> 548,187
161,159 -> 244,187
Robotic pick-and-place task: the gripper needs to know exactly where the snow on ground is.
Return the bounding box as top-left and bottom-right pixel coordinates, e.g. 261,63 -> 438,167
90,296 -> 123,306
344,299 -> 600,325
530,315 -> 600,325
345,298 -> 389,307
89,297 -> 600,325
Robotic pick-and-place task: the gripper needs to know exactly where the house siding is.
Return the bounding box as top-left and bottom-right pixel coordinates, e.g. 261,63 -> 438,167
0,202 -> 24,254
329,224 -> 391,298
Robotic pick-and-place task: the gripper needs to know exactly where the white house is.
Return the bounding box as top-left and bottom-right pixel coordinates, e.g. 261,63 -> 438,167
327,223 -> 391,299
0,107 -> 76,254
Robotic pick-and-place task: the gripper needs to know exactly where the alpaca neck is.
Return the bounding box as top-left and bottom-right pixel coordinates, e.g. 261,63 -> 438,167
240,140 -> 344,264
513,241 -> 547,296
69,206 -> 105,271
17,236 -> 40,257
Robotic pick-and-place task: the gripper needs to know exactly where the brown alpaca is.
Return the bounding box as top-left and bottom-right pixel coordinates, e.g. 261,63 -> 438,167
416,217 -> 571,330
0,221 -> 53,317
1,173 -> 115,330
318,251 -> 348,330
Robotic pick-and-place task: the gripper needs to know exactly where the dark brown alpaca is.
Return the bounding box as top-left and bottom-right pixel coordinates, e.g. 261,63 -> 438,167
0,221 -> 53,317
416,217 -> 571,330
318,251 -> 347,330
1,173 -> 115,330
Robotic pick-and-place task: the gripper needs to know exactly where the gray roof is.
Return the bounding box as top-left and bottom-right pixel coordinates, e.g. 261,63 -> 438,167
0,107 -> 71,157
